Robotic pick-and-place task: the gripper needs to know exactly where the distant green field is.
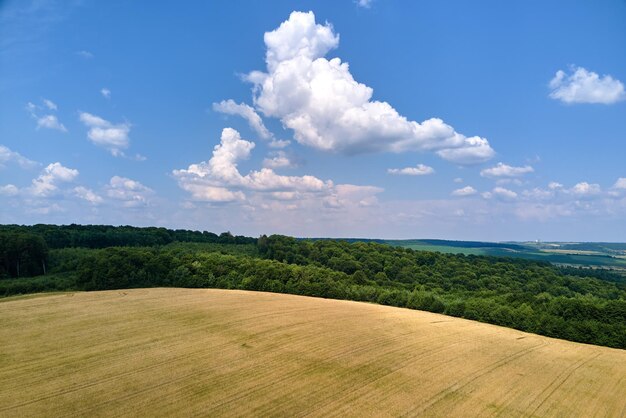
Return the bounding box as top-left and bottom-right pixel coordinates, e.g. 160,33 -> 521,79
387,239 -> 626,269
391,243 -> 489,256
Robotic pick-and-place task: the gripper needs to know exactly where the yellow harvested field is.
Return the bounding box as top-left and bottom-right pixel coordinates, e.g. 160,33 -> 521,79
1,288 -> 625,417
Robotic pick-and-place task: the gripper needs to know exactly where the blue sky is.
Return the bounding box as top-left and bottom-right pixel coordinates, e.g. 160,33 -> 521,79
1,0 -> 625,241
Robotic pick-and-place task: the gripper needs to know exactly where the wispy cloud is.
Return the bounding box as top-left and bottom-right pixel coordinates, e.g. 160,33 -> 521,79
76,50 -> 94,59
0,184 -> 19,196
356,0 -> 374,8
42,98 -> 57,110
263,151 -> 297,169
213,99 -> 272,140
613,178 -> 626,190
106,176 -> 154,208
387,164 -> 434,176
569,182 -> 601,197
1,1 -> 81,54
0,145 -> 38,169
26,99 -> 67,132
451,186 -> 477,197
73,186 -> 103,205
481,162 -> 534,178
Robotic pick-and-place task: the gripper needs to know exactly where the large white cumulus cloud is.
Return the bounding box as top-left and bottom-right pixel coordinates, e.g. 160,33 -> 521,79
246,11 -> 495,164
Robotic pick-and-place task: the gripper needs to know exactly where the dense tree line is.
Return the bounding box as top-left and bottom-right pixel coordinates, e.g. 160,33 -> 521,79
256,235 -> 626,347
557,266 -> 626,284
0,231 -> 48,278
1,227 -> 626,348
0,225 -> 254,278
0,224 -> 256,251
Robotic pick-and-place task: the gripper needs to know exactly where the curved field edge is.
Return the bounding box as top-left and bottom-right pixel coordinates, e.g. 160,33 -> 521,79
0,288 -> 625,417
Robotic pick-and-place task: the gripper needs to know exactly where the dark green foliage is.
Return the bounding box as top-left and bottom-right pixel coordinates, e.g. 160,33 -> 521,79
0,224 -> 256,251
557,266 -> 626,284
0,231 -> 49,278
2,226 -> 626,349
257,236 -> 626,348
0,274 -> 77,296
0,224 -> 256,279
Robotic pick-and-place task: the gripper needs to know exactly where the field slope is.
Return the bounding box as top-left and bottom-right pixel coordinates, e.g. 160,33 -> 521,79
1,289 -> 625,417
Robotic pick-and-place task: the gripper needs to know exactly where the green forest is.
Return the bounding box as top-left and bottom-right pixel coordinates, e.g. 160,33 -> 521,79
1,224 -> 625,349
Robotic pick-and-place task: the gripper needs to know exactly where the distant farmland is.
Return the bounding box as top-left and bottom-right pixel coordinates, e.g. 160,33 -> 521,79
1,289 -> 625,417
386,238 -> 626,269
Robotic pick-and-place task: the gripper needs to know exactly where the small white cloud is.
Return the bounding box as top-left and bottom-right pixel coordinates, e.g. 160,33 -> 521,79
101,88 -> 111,99
356,0 -> 373,8
42,99 -> 57,110
0,184 -> 19,196
492,186 -> 518,200
36,115 -> 67,132
481,162 -> 534,178
549,66 -> 625,104
73,186 -> 103,205
213,99 -> 272,140
570,182 -> 601,196
29,162 -> 79,197
453,177 -> 463,183
548,181 -> 563,190
0,145 -> 38,169
451,186 -> 477,197
435,137 -> 495,165
387,164 -> 434,176
26,100 -> 67,132
613,178 -> 626,190
79,112 -> 131,156
268,139 -> 291,149
263,151 -> 296,169
106,176 -> 154,207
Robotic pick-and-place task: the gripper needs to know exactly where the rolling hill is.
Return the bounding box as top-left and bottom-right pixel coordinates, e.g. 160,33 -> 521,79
1,288 -> 625,417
